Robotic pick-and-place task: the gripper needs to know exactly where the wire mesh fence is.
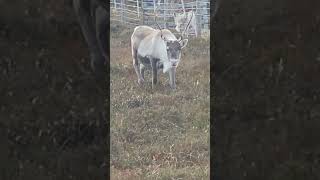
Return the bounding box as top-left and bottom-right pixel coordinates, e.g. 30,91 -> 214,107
110,0 -> 211,37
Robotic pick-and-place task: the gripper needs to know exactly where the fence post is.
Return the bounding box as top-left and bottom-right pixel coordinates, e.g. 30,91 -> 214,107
137,0 -> 140,18
164,0 -> 167,28
181,0 -> 185,14
141,0 -> 144,24
121,0 -> 123,24
195,0 -> 198,14
153,0 -> 156,23
196,0 -> 201,37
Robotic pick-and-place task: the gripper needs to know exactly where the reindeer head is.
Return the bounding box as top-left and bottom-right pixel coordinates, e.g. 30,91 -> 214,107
161,36 -> 188,68
155,14 -> 188,73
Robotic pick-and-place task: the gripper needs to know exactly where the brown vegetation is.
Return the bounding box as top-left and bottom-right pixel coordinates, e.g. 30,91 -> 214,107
110,24 -> 210,179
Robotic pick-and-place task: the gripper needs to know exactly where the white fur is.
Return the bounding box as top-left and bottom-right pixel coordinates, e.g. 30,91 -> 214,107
131,26 -> 181,73
173,11 -> 198,37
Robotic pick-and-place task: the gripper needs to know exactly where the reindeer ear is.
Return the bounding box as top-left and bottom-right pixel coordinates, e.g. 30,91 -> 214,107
180,39 -> 188,49
161,35 -> 167,42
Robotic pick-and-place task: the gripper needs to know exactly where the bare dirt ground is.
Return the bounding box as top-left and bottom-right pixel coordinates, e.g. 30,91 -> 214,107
110,24 -> 210,179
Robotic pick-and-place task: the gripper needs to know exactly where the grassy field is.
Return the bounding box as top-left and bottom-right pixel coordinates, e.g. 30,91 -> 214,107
110,24 -> 210,179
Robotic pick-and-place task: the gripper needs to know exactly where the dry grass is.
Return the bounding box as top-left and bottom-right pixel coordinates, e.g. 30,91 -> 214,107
110,23 -> 210,179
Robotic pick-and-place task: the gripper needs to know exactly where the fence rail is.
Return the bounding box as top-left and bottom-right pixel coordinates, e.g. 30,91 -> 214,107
110,0 -> 211,37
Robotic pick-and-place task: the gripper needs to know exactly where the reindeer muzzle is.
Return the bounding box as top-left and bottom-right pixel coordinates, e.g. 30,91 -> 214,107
171,60 -> 179,67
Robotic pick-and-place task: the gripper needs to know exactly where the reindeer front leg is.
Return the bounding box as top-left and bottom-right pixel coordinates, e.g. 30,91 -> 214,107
168,67 -> 176,89
133,61 -> 144,85
73,0 -> 105,78
132,49 -> 144,85
151,58 -> 158,89
140,64 -> 145,80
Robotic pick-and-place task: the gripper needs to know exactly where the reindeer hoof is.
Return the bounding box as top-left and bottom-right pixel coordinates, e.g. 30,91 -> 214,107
90,54 -> 106,73
138,78 -> 144,85
170,85 -> 176,90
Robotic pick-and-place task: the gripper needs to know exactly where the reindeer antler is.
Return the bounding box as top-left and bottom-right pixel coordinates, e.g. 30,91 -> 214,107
154,5 -> 163,37
181,11 -> 193,38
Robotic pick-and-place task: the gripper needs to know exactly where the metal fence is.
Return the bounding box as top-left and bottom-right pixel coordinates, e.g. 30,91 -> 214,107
110,0 -> 211,37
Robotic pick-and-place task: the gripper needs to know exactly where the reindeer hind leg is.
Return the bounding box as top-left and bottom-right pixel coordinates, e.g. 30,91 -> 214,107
132,49 -> 144,85
151,58 -> 158,89
140,64 -> 145,81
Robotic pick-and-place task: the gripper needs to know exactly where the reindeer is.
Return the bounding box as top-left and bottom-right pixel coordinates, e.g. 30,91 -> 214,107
73,0 -> 109,79
73,0 -> 221,82
173,0 -> 222,38
131,16 -> 192,90
173,10 -> 198,37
